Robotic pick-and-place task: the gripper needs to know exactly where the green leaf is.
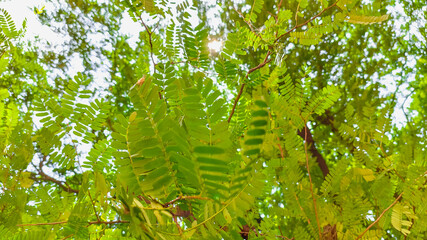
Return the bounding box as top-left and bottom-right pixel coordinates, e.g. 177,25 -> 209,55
194,146 -> 225,155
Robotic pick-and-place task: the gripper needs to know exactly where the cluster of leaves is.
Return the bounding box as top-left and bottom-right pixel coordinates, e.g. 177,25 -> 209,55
0,0 -> 426,239
0,8 -> 23,57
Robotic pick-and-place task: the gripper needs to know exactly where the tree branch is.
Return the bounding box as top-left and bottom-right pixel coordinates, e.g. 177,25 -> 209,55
274,0 -> 340,43
30,174 -> 79,194
355,192 -> 404,240
293,192 -> 311,225
17,221 -> 67,226
228,51 -> 272,123
298,125 -> 329,177
31,159 -> 79,194
61,234 -> 74,240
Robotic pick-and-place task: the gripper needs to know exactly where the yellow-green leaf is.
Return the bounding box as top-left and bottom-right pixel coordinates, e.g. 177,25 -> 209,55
129,111 -> 137,122
223,208 -> 232,224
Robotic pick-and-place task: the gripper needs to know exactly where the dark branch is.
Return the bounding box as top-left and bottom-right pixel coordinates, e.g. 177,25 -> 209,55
298,125 -> 329,177
30,173 -> 79,194
30,158 -> 79,194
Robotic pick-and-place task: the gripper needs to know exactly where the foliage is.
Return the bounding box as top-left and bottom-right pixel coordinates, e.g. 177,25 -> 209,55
0,0 -> 426,239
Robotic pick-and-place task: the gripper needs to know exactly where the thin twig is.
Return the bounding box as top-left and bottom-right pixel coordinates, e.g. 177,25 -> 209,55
278,225 -> 284,236
163,195 -> 210,207
277,0 -> 283,17
274,0 -> 340,43
61,234 -> 74,240
294,192 -> 311,225
138,15 -> 157,71
401,89 -> 415,129
17,220 -> 130,227
404,206 -> 416,240
31,159 -> 79,194
87,190 -> 100,222
88,220 -> 130,225
304,124 -> 322,240
228,51 -> 272,123
173,215 -> 184,235
378,144 -> 405,182
277,136 -> 284,166
17,221 -> 67,226
355,192 -> 404,240
295,2 -> 300,25
233,6 -> 264,42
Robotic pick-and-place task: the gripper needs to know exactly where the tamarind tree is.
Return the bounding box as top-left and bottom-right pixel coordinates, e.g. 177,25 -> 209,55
0,0 -> 426,239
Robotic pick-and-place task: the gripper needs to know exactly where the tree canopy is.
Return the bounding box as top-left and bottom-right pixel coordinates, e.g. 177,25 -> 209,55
0,0 -> 426,239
